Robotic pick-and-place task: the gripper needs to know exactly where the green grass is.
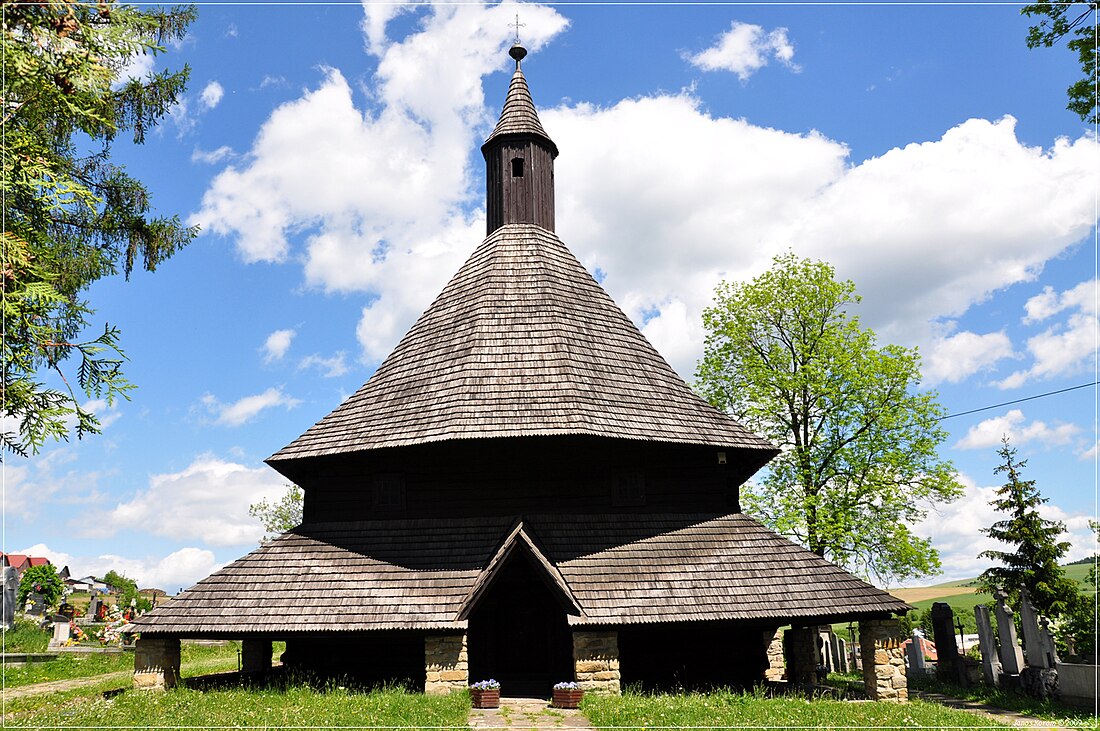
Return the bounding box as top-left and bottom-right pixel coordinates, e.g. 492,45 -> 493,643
910,673 -> 1099,729
907,590 -> 994,617
1,618 -> 50,653
583,688 -> 1014,728
0,639 -> 243,688
5,683 -> 470,728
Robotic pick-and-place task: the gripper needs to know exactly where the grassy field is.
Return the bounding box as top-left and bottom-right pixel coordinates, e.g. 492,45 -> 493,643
583,689 -> 1014,728
1,639 -> 243,689
5,683 -> 470,728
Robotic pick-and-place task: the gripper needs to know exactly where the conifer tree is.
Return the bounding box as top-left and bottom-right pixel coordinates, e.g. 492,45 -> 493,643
977,436 -> 1080,619
2,1 -> 197,458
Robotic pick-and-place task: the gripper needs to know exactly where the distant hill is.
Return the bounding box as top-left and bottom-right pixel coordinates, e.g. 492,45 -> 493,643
888,562 -> 1094,609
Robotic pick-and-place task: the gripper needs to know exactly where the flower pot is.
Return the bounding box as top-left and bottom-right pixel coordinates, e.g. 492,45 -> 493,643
552,688 -> 584,709
470,688 -> 500,708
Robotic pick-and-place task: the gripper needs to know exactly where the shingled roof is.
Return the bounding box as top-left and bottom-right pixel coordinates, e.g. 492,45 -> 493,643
268,224 -> 776,465
132,513 -> 909,636
482,45 -> 558,156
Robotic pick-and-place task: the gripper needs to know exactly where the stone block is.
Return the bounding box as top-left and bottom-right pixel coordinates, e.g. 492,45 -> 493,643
593,671 -> 620,681
576,660 -> 609,673
891,674 -> 907,689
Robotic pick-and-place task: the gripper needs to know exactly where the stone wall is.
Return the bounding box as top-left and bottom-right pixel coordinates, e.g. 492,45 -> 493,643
859,619 -> 907,702
424,633 -> 468,695
764,628 -> 785,681
133,636 -> 181,690
573,630 -> 621,695
784,626 -> 818,686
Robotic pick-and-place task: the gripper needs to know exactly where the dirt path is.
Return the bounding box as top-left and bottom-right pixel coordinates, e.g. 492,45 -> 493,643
2,657 -> 237,700
469,697 -> 593,730
915,691 -> 1078,730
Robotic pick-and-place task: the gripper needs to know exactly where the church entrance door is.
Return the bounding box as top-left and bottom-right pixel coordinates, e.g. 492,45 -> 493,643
467,550 -> 573,698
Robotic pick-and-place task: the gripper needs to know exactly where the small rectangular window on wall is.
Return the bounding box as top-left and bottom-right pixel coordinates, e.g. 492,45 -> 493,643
612,471 -> 646,507
372,473 -> 406,512
511,157 -> 524,177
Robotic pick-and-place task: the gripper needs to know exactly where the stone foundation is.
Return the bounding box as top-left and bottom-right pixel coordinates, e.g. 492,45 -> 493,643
860,619 -> 907,702
764,628 -> 785,681
785,626 -> 818,686
133,636 -> 181,690
424,633 -> 467,695
242,638 -> 272,673
573,630 -> 621,695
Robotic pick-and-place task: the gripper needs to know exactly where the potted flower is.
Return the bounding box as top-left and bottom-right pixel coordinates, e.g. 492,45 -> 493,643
469,679 -> 500,708
552,681 -> 583,709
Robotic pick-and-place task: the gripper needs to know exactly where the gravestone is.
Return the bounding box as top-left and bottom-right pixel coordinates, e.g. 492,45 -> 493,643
837,638 -> 849,673
974,604 -> 1001,686
930,602 -> 964,682
49,620 -> 70,647
993,590 -> 1025,675
1,566 -> 16,629
58,603 -> 75,621
25,592 -> 47,616
1038,617 -> 1059,666
88,597 -> 103,622
906,631 -> 928,674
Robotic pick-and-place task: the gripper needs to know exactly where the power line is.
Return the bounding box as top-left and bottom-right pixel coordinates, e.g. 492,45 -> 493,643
937,381 -> 1099,421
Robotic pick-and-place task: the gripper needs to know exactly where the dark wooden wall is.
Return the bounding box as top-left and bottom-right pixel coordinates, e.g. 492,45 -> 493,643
292,436 -> 755,523
485,137 -> 555,235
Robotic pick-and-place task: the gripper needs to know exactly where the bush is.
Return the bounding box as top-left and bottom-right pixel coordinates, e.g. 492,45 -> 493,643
17,564 -> 64,608
1,616 -> 50,652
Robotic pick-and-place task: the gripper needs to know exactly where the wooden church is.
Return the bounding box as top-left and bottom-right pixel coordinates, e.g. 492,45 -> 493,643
132,44 -> 911,699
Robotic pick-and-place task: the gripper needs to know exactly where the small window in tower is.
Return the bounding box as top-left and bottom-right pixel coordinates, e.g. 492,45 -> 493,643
612,471 -> 646,507
511,157 -> 525,177
372,473 -> 406,512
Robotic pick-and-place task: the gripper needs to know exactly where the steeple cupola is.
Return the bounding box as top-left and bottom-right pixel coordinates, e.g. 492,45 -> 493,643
482,44 -> 558,235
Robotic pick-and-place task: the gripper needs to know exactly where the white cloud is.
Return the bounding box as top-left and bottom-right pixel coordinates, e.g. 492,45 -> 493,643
202,387 -> 301,426
545,102 -> 1096,377
1000,279 -> 1097,388
191,3 -> 1096,380
955,408 -> 1081,450
191,3 -> 568,363
3,448 -> 104,519
298,352 -> 349,378
111,51 -> 155,89
923,329 -> 1015,386
83,398 -> 123,430
911,474 -> 1096,582
21,543 -> 223,591
262,328 -> 296,363
1079,439 -> 1099,461
191,145 -> 236,165
81,454 -> 287,547
200,80 -> 225,110
686,21 -> 799,81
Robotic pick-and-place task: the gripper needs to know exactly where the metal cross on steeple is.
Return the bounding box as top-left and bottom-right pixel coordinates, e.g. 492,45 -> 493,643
509,13 -> 525,45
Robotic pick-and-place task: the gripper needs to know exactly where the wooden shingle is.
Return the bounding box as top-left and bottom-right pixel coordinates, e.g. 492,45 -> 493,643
268,225 -> 776,466
132,513 -> 908,636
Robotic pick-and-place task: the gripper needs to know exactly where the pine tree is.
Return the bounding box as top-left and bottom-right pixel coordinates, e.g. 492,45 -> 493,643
977,436 -> 1080,619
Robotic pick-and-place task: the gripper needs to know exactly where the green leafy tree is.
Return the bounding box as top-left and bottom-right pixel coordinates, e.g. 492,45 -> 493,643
249,484 -> 304,542
1022,1 -> 1099,123
100,569 -> 150,611
2,0 -> 197,459
976,437 -> 1081,620
696,253 -> 963,583
17,564 -> 64,608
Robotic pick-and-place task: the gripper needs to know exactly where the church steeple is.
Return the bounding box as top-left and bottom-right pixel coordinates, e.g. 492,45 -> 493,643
482,44 -> 558,235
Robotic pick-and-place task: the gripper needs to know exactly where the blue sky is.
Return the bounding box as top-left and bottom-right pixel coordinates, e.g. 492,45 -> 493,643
6,1 -> 1097,591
